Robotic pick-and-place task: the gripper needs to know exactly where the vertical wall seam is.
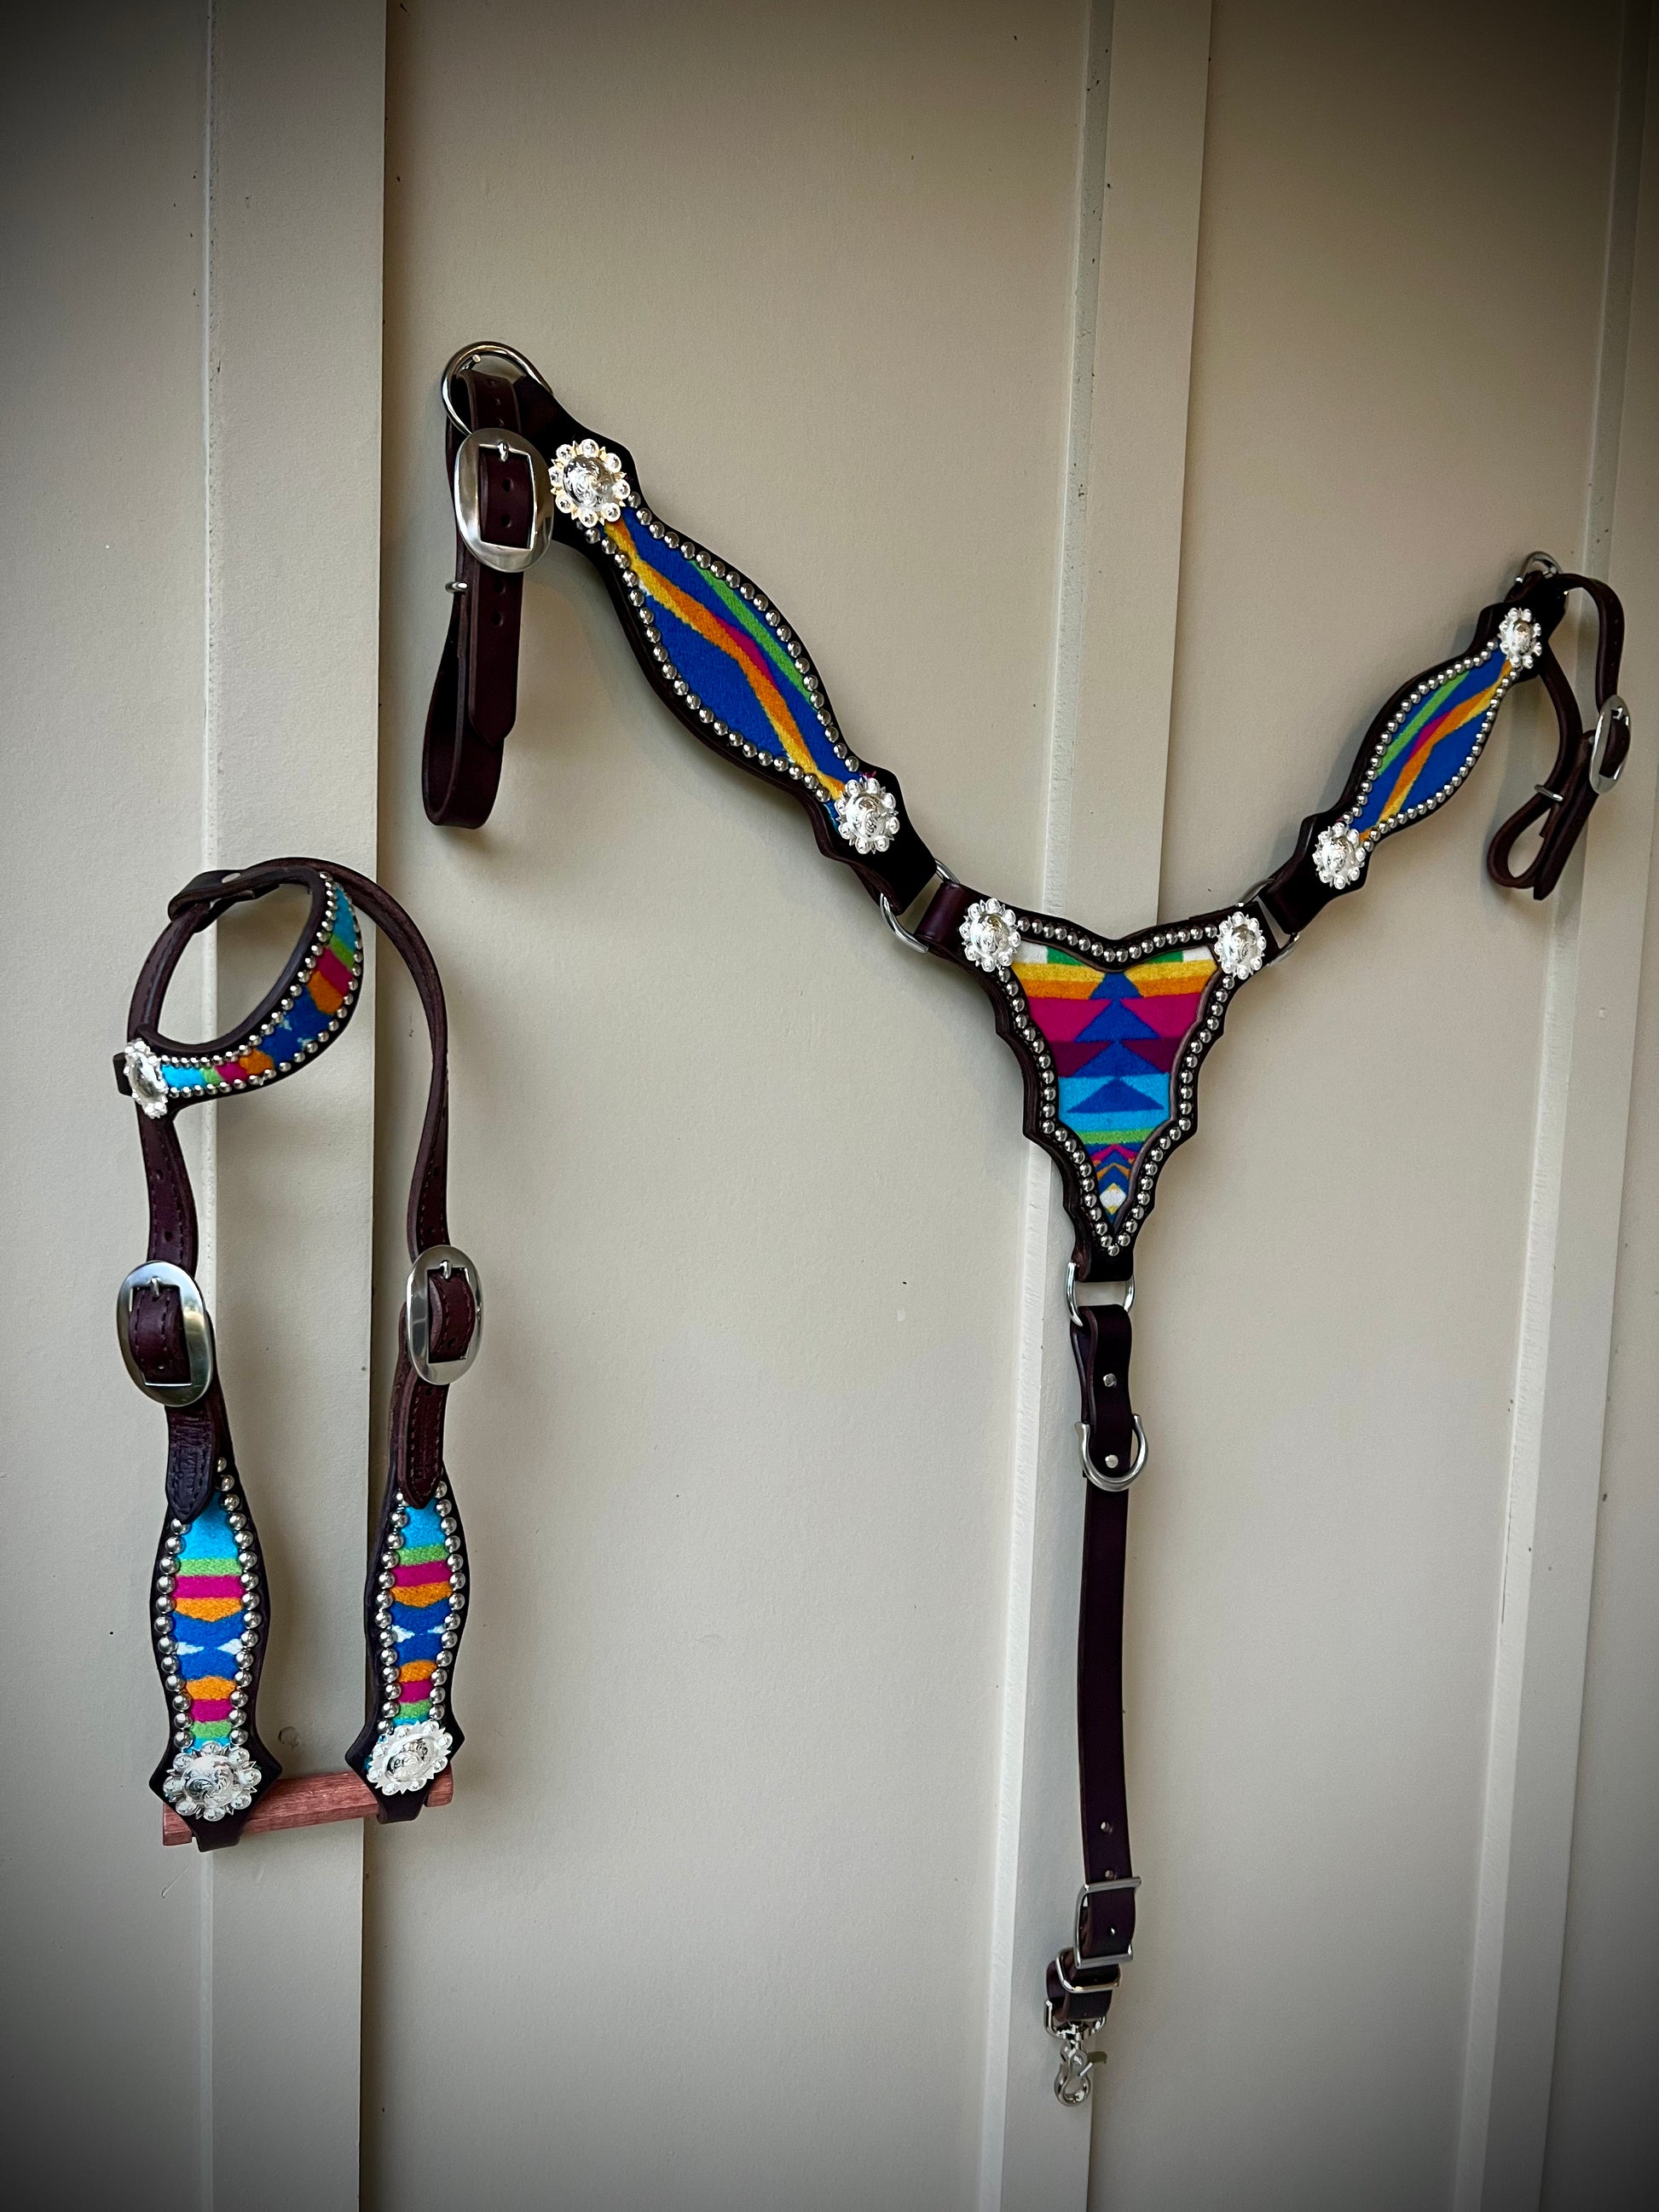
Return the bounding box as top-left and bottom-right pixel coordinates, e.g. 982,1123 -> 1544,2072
977,9 -> 1115,2208
1455,9 -> 1654,2206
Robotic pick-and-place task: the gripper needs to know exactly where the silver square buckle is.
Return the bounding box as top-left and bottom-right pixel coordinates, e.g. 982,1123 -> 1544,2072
117,1262 -> 215,1408
452,428 -> 553,575
406,1245 -> 483,1385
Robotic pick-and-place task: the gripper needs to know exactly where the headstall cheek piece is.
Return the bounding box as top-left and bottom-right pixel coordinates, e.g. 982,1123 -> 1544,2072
423,344 -> 1633,2103
114,860 -> 482,1850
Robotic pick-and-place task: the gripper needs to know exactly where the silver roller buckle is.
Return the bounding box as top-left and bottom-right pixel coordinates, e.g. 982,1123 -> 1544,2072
406,1245 -> 484,1386
117,1262 -> 215,1408
452,427 -> 554,575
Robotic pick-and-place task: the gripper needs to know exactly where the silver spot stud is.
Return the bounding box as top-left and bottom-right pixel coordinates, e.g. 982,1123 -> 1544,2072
1497,605 -> 1543,672
550,438 -> 632,530
1213,910 -> 1267,982
834,774 -> 900,856
959,898 -> 1023,973
1312,823 -> 1367,891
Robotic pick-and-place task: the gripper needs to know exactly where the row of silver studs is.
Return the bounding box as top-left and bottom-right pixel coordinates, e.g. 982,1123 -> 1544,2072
153,1462 -> 267,1820
590,503 -> 873,811
139,881 -> 364,1103
369,1481 -> 465,1736
991,917 -> 1236,1259
1344,646 -> 1513,842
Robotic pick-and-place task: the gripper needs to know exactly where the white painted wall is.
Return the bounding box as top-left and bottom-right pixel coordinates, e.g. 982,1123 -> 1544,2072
3,5 -> 1654,2209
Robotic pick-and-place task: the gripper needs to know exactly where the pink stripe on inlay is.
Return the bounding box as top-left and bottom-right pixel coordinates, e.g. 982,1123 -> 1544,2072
175,1575 -> 243,1599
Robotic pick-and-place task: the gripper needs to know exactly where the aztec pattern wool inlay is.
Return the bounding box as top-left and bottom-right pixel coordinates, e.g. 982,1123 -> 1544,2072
146,887 -> 362,1106
1350,644 -> 1509,835
604,513 -> 851,796
1014,942 -> 1220,1220
166,1495 -> 257,1747
362,1488 -> 465,1796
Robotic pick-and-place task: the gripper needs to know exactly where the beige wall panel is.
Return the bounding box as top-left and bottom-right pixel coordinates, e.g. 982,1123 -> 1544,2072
374,5 -> 1087,2208
1,7 -> 209,2203
1096,4 -> 1627,2209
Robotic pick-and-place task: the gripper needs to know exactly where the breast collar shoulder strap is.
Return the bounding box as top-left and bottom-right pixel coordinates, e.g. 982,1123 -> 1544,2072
115,860 -> 482,1847
420,344 -> 1633,2095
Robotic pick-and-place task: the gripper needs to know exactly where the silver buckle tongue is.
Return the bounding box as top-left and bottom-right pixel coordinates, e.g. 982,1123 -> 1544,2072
406,1245 -> 483,1385
452,428 -> 553,575
117,1262 -> 215,1407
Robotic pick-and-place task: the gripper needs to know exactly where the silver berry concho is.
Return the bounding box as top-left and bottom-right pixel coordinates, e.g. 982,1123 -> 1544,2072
834,775 -> 899,856
162,1741 -> 262,1822
366,1718 -> 454,1795
959,898 -> 1023,973
1214,910 -> 1267,981
124,1040 -> 173,1120
1312,824 -> 1367,891
1497,605 -> 1543,671
551,439 -> 631,528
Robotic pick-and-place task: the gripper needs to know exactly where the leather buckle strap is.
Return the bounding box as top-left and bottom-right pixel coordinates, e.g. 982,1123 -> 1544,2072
453,428 -> 553,574
118,1262 -> 214,1406
406,1245 -> 483,1384
1068,1266 -> 1147,1489
1487,571 -> 1628,899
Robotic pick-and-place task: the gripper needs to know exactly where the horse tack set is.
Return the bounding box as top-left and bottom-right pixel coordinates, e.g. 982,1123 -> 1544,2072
115,862 -> 481,1846
115,335 -> 1633,2106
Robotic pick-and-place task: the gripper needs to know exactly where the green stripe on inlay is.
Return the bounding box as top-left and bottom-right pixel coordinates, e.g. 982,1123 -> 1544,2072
702,570 -> 814,702
1373,669 -> 1460,777
186,1556 -> 240,1575
194,1721 -> 233,1741
399,1542 -> 448,1564
398,1701 -> 431,1723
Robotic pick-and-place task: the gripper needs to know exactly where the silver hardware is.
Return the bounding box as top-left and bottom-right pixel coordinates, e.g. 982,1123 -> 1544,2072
117,1262 -> 215,1407
1066,1262 -> 1133,1328
1051,1948 -> 1125,1999
406,1245 -> 484,1385
1079,1415 -> 1148,1491
880,862 -> 957,956
1510,548 -> 1561,591
444,580 -> 469,596
1074,1877 -> 1140,1963
452,428 -> 554,575
1535,783 -> 1566,804
1050,2024 -> 1101,2107
440,340 -> 546,434
1589,694 -> 1629,796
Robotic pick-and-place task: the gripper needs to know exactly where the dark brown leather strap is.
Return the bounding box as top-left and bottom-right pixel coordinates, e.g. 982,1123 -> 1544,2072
1487,573 -> 1627,898
1046,1483 -> 1136,2033
424,370 -> 535,828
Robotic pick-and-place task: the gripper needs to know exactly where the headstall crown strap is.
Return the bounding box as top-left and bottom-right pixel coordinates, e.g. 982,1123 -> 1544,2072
420,342 -> 1633,2103
115,860 -> 481,1849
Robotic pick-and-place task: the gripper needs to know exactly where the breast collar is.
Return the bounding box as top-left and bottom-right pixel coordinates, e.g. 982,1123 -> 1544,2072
115,860 -> 483,1849
422,344 -> 1632,2103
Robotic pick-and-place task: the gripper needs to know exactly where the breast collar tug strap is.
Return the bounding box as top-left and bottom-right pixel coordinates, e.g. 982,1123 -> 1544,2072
423,343 -> 1633,2100
115,860 -> 483,1849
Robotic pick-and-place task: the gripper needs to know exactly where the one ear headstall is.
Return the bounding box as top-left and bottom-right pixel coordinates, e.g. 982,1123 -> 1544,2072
115,861 -> 482,1848
423,343 -> 1632,2099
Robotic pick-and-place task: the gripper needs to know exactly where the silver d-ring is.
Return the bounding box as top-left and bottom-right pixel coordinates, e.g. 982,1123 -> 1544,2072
452,428 -> 554,575
1078,1415 -> 1148,1492
118,1261 -> 215,1407
1589,694 -> 1630,796
407,1245 -> 483,1386
440,341 -> 546,433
